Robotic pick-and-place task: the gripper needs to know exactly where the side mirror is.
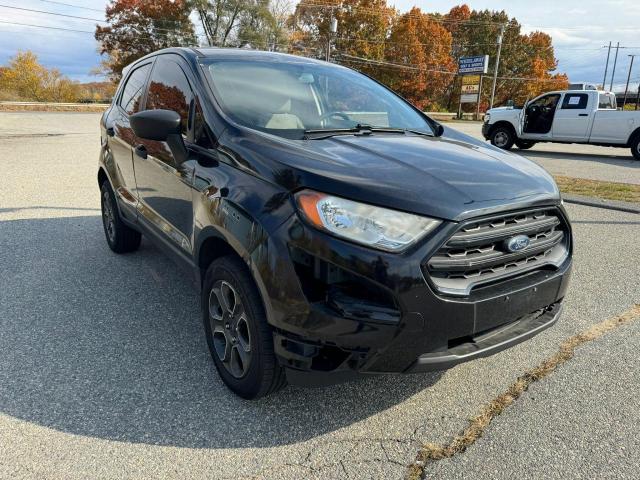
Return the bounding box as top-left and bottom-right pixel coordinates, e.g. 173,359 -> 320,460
130,109 -> 181,141
432,122 -> 445,137
130,109 -> 188,165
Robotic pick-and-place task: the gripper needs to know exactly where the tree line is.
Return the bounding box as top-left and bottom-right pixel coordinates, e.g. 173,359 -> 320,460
1,1 -> 568,109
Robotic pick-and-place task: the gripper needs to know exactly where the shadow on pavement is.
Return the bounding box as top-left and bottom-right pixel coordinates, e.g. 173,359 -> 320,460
0,215 -> 441,449
523,149 -> 640,166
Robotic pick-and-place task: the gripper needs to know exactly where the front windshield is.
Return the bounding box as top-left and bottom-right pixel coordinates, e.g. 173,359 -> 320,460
203,58 -> 432,139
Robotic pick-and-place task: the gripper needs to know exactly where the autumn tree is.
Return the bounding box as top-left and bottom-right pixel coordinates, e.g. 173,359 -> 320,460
384,7 -> 455,109
95,0 -> 196,82
442,6 -> 568,108
291,0 -> 395,70
0,51 -> 81,102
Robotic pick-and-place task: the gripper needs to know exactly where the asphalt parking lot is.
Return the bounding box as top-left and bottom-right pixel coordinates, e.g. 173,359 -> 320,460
449,121 -> 639,185
0,112 -> 639,479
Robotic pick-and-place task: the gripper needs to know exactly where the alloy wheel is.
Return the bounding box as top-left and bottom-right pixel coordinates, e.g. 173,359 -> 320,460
208,280 -> 252,378
494,131 -> 509,148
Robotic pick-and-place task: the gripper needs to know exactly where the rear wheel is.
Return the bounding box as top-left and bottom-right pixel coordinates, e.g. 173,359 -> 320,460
630,135 -> 640,160
202,255 -> 286,399
490,125 -> 515,150
100,181 -> 141,253
515,140 -> 536,150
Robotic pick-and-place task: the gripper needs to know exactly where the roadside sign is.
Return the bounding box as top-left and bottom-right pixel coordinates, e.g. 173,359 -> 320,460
462,75 -> 481,85
460,94 -> 479,103
458,55 -> 489,74
461,84 -> 479,94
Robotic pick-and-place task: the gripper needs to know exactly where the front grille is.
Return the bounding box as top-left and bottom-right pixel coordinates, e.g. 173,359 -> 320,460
426,207 -> 569,296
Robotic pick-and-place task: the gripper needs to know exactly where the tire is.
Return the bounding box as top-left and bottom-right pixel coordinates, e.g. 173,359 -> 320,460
631,134 -> 640,160
490,125 -> 515,150
100,181 -> 141,253
515,140 -> 536,150
202,255 -> 286,399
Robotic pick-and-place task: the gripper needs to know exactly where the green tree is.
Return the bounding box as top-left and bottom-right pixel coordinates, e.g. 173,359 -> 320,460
194,0 -> 287,49
95,0 -> 196,82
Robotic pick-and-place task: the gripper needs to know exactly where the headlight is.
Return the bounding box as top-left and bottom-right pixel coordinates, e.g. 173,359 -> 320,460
484,113 -> 491,123
295,190 -> 441,252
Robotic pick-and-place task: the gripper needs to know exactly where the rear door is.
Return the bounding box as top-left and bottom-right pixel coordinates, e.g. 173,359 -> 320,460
552,92 -> 591,141
133,54 -> 196,254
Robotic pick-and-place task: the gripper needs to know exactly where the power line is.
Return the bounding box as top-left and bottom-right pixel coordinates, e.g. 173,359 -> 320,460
0,19 -> 94,34
34,0 -> 104,13
0,3 -> 106,22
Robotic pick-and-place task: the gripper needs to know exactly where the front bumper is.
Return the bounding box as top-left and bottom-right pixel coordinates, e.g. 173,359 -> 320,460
254,209 -> 572,387
482,122 -> 491,139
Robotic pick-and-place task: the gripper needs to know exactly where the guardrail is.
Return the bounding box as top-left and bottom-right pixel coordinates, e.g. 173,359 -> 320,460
0,101 -> 109,112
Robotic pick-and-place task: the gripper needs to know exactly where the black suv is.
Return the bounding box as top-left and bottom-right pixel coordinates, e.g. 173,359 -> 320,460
98,48 -> 572,399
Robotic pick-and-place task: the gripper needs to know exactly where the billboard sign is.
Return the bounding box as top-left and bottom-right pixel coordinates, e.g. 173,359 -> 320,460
460,94 -> 479,103
458,55 -> 489,74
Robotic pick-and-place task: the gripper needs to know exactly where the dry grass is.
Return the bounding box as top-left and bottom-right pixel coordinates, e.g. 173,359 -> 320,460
555,176 -> 640,204
406,304 -> 640,480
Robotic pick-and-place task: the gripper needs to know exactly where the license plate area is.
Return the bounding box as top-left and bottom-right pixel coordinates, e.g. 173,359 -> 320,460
474,274 -> 562,333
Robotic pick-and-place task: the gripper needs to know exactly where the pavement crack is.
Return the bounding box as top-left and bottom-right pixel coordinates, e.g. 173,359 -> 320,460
406,303 -> 640,480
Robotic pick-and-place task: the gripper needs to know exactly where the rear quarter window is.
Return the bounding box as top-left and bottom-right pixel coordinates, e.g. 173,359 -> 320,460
561,94 -> 588,109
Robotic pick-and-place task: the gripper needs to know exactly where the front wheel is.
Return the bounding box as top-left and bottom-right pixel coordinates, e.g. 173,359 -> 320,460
202,255 -> 286,399
490,126 -> 515,150
630,135 -> 640,160
516,140 -> 536,150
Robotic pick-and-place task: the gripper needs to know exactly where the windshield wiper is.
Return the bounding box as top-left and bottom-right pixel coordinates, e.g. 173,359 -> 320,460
303,123 -> 434,140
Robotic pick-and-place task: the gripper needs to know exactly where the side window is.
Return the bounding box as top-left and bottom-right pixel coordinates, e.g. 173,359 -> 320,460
531,94 -> 560,109
598,93 -> 616,109
146,56 -> 193,136
561,93 -> 588,110
119,63 -> 151,115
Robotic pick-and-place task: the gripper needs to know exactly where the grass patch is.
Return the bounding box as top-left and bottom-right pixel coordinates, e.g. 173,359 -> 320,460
554,176 -> 640,204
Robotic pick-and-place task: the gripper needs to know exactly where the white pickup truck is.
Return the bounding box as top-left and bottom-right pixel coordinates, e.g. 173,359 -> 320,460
482,90 -> 640,159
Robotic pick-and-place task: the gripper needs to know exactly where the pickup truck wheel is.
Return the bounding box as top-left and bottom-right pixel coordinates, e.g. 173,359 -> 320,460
515,140 -> 536,150
100,182 -> 141,253
631,136 -> 640,160
490,126 -> 515,150
202,255 -> 286,399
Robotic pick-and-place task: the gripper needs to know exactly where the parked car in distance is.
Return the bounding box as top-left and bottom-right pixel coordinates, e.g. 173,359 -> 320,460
98,48 -> 572,399
483,89 -> 640,159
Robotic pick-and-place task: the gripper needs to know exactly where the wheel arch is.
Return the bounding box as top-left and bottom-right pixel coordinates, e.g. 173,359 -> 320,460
195,225 -> 276,327
489,120 -> 517,137
627,126 -> 640,146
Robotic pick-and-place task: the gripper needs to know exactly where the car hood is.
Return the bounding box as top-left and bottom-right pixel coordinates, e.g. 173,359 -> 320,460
221,126 -> 560,222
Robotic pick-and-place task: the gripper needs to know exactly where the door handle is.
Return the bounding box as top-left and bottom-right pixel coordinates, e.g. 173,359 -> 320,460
578,113 -> 589,117
134,144 -> 148,159
106,126 -> 115,137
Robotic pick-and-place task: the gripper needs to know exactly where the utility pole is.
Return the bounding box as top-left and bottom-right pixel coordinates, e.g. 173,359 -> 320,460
326,15 -> 337,62
636,83 -> 640,111
623,55 -> 637,109
609,41 -> 620,92
602,41 -> 612,88
490,24 -> 505,109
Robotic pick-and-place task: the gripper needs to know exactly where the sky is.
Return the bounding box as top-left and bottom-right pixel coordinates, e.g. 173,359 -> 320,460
1,0 -> 639,90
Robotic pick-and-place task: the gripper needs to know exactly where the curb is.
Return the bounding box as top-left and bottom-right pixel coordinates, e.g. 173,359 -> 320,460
563,194 -> 640,214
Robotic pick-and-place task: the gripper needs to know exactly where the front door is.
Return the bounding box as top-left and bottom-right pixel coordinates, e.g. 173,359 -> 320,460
133,54 -> 196,254
522,93 -> 561,139
552,92 -> 591,141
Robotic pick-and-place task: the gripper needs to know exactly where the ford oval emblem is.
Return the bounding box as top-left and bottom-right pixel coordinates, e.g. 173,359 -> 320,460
505,235 -> 530,252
